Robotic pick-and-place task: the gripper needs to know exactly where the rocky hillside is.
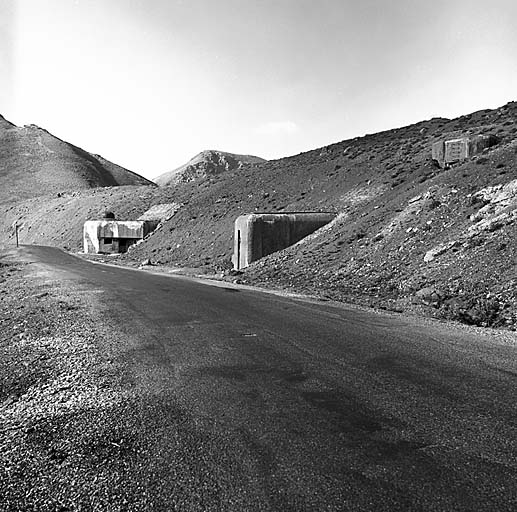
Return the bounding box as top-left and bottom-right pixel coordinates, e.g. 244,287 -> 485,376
154,150 -> 266,186
0,115 -> 153,203
132,101 -> 517,329
1,102 -> 516,329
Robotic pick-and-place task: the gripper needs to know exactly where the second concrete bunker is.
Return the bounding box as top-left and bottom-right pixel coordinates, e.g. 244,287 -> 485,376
233,212 -> 336,269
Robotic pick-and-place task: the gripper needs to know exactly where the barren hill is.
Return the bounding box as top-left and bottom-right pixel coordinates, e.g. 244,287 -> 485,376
133,101 -> 517,328
154,150 -> 266,186
0,115 -> 153,203
1,102 -> 516,328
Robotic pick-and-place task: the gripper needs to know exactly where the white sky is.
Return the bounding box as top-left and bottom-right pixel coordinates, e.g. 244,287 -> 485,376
1,0 -> 516,179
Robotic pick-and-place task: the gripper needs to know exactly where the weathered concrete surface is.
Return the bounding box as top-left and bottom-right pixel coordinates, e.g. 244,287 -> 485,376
137,203 -> 181,222
432,135 -> 498,168
83,220 -> 154,254
83,204 -> 181,254
233,212 -> 336,269
431,139 -> 445,166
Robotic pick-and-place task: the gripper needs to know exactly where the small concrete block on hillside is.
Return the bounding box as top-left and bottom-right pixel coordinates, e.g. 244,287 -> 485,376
432,135 -> 498,168
137,203 -> 181,222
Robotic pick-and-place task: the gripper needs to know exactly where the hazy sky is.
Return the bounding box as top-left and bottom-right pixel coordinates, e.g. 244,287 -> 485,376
1,0 -> 516,179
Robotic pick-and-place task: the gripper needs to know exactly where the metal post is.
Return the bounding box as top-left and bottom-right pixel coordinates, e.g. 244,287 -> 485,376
15,223 -> 19,248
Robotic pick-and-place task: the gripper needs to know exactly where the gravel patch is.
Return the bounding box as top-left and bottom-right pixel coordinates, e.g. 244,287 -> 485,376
0,252 -> 133,510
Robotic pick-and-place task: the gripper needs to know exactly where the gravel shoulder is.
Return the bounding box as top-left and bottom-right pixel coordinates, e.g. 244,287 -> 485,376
0,249 -> 146,510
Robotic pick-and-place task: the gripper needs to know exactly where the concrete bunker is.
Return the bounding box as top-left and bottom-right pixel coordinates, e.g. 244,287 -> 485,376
83,203 -> 180,254
232,212 -> 336,269
83,217 -> 157,254
432,134 -> 498,168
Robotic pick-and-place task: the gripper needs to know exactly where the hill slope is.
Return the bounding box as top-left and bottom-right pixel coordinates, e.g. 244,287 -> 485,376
154,150 -> 266,186
133,101 -> 517,328
1,102 -> 516,328
0,115 -> 153,203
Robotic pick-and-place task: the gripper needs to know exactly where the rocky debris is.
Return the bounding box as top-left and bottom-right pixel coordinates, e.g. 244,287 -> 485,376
415,287 -> 443,307
468,209 -> 517,235
424,242 -> 457,262
225,269 -> 243,277
0,252 -> 137,508
419,178 -> 517,263
470,179 -> 517,222
339,185 -> 387,206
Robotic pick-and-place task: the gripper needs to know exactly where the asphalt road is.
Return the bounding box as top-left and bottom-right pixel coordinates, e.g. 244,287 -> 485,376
18,246 -> 517,511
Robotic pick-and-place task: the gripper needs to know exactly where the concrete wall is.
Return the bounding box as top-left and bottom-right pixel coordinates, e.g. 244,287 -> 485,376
444,138 -> 469,163
431,141 -> 445,166
138,203 -> 181,222
232,213 -> 336,269
83,220 -> 156,254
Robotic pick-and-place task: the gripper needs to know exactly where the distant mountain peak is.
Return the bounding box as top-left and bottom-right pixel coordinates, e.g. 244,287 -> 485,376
154,149 -> 266,186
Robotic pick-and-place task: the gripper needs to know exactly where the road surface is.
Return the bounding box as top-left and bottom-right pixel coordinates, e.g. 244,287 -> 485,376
14,246 -> 517,511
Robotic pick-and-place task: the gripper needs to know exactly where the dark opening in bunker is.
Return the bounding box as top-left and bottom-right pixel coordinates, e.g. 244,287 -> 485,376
237,230 -> 241,268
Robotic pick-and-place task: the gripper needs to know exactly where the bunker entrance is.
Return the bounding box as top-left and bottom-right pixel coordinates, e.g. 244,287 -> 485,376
237,230 -> 241,269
